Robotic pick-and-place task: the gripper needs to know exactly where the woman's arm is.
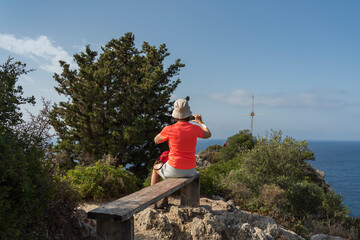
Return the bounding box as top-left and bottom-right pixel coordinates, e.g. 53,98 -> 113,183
154,133 -> 163,144
193,114 -> 211,139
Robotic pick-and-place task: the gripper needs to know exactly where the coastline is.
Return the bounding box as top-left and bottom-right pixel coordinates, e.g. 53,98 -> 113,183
196,139 -> 360,218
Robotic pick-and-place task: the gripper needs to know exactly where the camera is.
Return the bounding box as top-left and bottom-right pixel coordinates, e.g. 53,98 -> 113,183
190,115 -> 195,120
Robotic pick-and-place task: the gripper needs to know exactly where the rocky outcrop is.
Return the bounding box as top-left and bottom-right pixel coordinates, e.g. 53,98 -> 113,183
311,234 -> 344,240
313,168 -> 333,192
196,152 -> 212,168
77,196 -> 345,240
134,197 -> 304,240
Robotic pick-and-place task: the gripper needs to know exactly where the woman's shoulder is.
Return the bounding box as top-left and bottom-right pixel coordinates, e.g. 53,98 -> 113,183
162,123 -> 176,132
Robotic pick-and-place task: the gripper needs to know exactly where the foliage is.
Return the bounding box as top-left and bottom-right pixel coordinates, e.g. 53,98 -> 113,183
0,58 -> 80,239
199,130 -> 255,197
38,171 -> 81,240
322,190 -> 349,219
199,129 -> 359,238
13,97 -> 56,161
0,58 -> 44,239
64,161 -> 138,200
50,33 -> 185,177
199,153 -> 245,196
0,57 -> 35,128
321,190 -> 351,235
0,129 -> 48,239
235,130 -> 315,192
194,144 -> 223,165
260,184 -> 286,212
216,129 -> 256,162
286,182 -> 324,219
292,221 -> 310,239
222,130 -> 319,214
204,144 -> 223,153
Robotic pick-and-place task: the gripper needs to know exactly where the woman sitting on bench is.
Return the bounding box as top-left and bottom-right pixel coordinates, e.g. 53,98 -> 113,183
153,98 -> 211,188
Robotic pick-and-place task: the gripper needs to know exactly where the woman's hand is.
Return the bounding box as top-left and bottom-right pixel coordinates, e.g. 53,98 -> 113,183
192,114 -> 211,139
192,114 -> 203,125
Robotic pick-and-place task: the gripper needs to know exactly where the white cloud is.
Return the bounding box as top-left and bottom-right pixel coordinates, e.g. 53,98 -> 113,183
209,88 -> 346,109
0,34 -> 76,73
209,89 -> 253,106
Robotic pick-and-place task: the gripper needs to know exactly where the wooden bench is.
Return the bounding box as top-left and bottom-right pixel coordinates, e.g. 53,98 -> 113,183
87,172 -> 200,240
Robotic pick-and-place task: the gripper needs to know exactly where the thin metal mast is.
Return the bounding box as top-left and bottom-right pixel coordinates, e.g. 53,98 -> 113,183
250,95 -> 255,134
239,95 -> 267,135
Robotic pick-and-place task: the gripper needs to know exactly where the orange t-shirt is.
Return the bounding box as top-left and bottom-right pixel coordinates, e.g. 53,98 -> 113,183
159,122 -> 203,169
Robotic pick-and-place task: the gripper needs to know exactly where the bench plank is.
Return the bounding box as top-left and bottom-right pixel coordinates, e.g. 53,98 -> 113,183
88,173 -> 200,221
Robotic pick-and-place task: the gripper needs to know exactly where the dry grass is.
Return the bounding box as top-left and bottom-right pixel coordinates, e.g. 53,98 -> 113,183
260,184 -> 285,209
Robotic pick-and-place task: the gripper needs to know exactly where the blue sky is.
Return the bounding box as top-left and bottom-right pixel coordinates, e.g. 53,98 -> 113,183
1,0 -> 359,140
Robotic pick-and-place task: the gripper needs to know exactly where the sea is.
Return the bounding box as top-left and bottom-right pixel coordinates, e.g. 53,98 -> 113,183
196,139 -> 360,218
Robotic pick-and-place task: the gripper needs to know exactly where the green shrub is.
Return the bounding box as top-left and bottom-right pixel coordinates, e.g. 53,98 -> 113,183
292,220 -> 310,239
204,144 -> 223,152
238,130 -> 314,192
41,173 -> 81,240
0,129 -> 49,239
0,131 -> 80,240
199,154 -> 244,196
216,130 -> 256,162
143,172 -> 152,187
65,161 -> 138,200
222,168 -> 256,207
322,190 -> 349,219
0,58 -> 81,239
317,190 -> 353,236
286,182 -> 324,219
199,129 -> 358,238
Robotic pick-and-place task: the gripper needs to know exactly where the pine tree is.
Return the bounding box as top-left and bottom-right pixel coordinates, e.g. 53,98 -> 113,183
50,33 -> 184,176
0,58 -> 35,128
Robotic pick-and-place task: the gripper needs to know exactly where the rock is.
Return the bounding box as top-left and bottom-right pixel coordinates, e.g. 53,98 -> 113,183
196,153 -> 212,168
135,208 -> 172,232
304,164 -> 333,192
211,195 -> 225,201
238,223 -> 255,239
191,217 -> 205,236
314,168 -> 333,192
135,208 -> 175,239
226,199 -> 236,211
133,197 -> 304,240
315,169 -> 325,178
311,234 -> 345,240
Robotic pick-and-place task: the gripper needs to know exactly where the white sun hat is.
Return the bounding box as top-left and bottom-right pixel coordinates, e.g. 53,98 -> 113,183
171,99 -> 192,119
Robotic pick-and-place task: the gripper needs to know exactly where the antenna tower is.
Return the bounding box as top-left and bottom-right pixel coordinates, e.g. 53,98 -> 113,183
250,95 -> 255,134
240,95 -> 267,135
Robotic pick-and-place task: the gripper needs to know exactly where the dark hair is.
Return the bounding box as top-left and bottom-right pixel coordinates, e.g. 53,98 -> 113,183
173,116 -> 192,122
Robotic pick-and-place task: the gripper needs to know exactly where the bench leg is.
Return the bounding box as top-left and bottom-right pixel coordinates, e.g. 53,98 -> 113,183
96,216 -> 134,240
180,176 -> 200,206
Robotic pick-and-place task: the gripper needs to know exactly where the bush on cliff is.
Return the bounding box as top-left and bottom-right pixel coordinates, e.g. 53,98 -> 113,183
200,155 -> 244,196
227,130 -> 314,193
199,130 -> 255,196
200,129 -> 358,239
216,129 -> 256,162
